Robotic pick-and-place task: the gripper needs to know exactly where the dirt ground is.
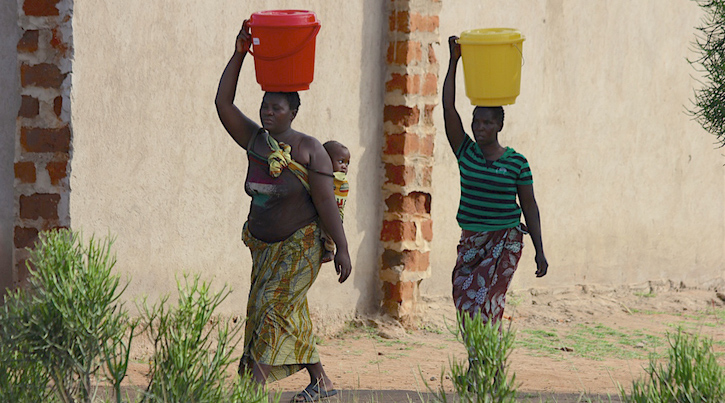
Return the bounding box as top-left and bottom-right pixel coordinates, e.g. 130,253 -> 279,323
126,282 -> 725,402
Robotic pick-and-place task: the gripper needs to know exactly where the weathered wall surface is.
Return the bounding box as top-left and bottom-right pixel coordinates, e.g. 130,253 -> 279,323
0,0 -> 21,297
424,0 -> 725,299
70,0 -> 386,317
7,0 -> 723,319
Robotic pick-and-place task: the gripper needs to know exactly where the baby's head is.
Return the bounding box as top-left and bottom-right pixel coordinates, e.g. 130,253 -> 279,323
323,141 -> 351,174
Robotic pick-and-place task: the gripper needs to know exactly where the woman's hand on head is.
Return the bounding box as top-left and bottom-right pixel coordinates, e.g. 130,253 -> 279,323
334,247 -> 352,283
448,36 -> 461,61
236,20 -> 252,54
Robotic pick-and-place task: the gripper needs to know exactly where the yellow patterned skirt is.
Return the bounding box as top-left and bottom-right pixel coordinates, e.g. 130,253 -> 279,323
239,220 -> 323,381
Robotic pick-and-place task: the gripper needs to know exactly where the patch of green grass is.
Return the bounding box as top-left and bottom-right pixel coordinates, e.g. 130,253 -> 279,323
420,324 -> 445,335
515,329 -> 566,358
516,324 -> 666,361
629,308 -> 673,315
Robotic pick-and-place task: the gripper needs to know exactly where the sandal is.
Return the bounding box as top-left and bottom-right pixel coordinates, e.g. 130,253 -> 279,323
291,383 -> 338,402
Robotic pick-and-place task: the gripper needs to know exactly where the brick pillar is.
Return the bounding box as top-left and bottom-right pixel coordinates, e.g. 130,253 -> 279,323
380,0 -> 440,324
13,0 -> 73,286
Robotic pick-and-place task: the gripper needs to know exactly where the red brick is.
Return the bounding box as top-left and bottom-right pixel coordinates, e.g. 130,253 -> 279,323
53,96 -> 62,117
421,73 -> 438,96
19,95 -> 39,118
423,104 -> 436,125
21,126 -> 71,153
389,12 -> 438,33
419,134 -> 434,157
50,27 -> 69,55
14,161 -> 36,183
15,258 -> 35,286
389,11 -> 411,33
23,0 -> 61,16
427,44 -> 437,64
381,220 -> 417,242
382,249 -> 430,272
420,165 -> 433,187
19,193 -> 60,220
410,14 -> 438,32
384,131 -> 418,155
46,161 -> 67,185
14,227 -> 39,249
21,63 -> 66,88
420,219 -> 433,242
17,30 -> 39,53
385,73 -> 420,95
382,280 -> 416,303
386,41 -> 422,65
384,163 -> 416,186
384,105 -> 420,126
385,192 -> 431,215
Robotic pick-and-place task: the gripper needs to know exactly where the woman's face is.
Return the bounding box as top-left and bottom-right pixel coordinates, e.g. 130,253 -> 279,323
471,108 -> 502,145
260,93 -> 297,133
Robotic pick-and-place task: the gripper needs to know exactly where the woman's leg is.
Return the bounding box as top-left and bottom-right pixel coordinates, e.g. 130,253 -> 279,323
240,360 -> 273,384
304,362 -> 334,390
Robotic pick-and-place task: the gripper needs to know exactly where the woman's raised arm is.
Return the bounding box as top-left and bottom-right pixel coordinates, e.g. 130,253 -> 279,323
215,22 -> 260,149
442,35 -> 466,154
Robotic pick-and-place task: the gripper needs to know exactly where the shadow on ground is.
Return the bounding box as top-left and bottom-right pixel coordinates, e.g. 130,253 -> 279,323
278,389 -> 623,402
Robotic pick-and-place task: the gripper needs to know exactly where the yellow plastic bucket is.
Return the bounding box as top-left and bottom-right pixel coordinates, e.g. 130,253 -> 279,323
458,28 -> 525,106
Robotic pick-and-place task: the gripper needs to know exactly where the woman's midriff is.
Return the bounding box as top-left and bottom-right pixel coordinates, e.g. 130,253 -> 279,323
245,151 -> 317,243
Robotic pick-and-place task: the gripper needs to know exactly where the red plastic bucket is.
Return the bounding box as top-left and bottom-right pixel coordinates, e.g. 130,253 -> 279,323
247,10 -> 321,92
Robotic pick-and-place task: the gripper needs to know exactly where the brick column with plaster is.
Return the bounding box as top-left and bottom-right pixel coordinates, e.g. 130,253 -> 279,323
380,0 -> 440,324
13,0 -> 73,286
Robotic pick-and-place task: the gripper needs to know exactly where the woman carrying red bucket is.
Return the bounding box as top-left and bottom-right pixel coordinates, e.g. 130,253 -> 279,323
215,11 -> 347,402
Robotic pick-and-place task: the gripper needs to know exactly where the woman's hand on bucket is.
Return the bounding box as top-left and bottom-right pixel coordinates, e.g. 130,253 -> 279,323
236,20 -> 252,54
334,246 -> 352,283
448,35 -> 461,61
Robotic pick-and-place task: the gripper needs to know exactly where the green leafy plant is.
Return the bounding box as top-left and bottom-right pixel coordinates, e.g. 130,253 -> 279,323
424,311 -> 518,402
138,274 -> 279,403
0,229 -> 278,403
620,328 -> 725,402
0,229 -> 133,403
690,0 -> 725,146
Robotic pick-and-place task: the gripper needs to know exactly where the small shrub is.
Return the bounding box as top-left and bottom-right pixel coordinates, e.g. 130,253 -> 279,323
690,0 -> 725,146
425,311 -> 518,402
620,328 -> 725,402
138,274 -> 279,403
0,230 -> 133,403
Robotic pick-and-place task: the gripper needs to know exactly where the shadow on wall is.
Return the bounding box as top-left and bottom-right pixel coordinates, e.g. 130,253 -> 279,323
0,0 -> 22,299
352,0 -> 387,315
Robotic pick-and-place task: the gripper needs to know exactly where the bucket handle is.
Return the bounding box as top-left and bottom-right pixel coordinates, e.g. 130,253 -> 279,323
247,24 -> 321,61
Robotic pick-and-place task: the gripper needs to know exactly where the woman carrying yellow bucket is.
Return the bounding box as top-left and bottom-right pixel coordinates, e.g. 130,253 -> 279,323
442,35 -> 548,328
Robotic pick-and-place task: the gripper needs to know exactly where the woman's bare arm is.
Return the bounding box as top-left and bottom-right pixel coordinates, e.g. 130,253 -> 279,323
443,35 -> 466,154
304,138 -> 352,283
518,183 -> 548,277
215,22 -> 260,149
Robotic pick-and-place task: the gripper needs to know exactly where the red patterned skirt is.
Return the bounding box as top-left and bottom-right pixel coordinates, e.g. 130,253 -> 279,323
452,225 -> 526,323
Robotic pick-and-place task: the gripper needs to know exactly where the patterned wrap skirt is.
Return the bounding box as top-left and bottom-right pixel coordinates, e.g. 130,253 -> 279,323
452,225 -> 526,323
239,220 -> 324,381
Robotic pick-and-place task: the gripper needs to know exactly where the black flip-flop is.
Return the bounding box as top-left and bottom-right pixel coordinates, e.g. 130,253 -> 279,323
291,383 -> 338,402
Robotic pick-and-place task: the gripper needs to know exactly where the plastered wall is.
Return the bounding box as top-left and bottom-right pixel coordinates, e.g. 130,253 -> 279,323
70,1 -> 387,317
0,0 -> 21,298
424,0 -> 725,298
5,0 -> 724,319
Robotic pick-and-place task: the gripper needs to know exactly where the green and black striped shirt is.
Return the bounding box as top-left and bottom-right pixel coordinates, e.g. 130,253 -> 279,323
455,136 -> 533,232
